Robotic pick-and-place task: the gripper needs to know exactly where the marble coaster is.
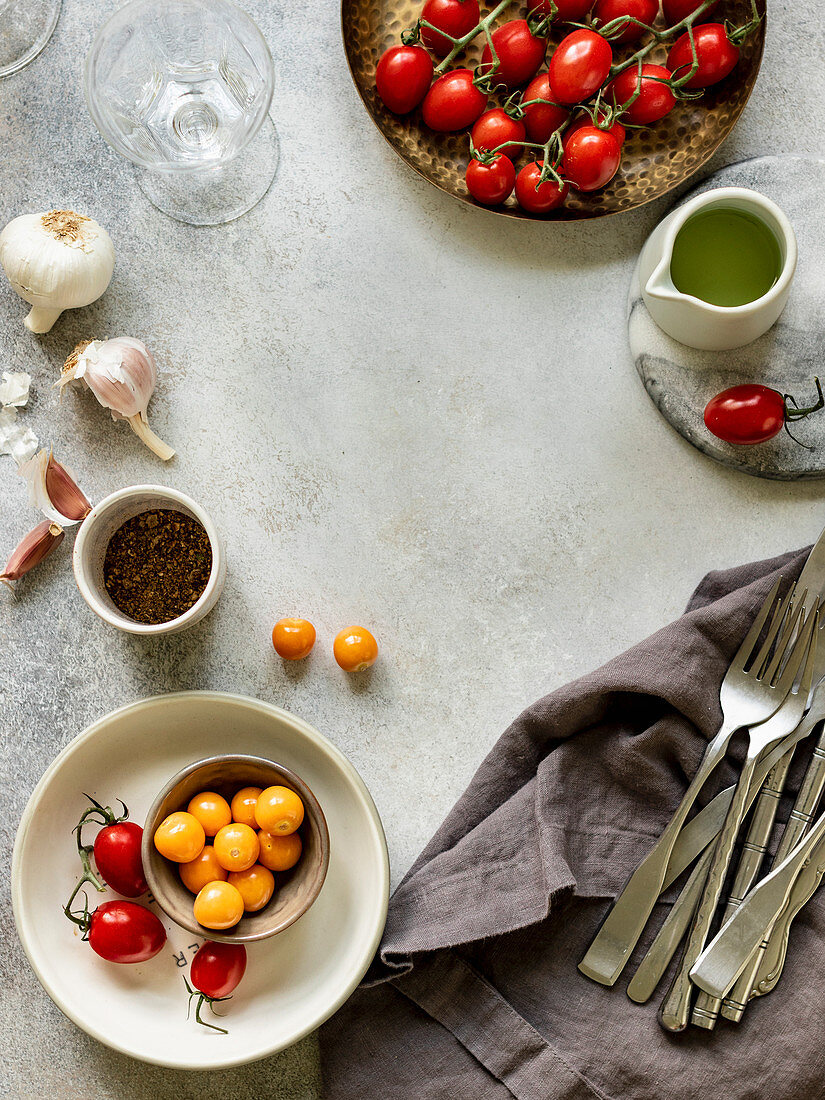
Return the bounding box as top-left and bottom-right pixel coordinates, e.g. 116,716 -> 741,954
629,155 -> 825,481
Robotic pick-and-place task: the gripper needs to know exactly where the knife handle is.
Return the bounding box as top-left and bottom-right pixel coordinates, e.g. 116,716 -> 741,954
691,749 -> 794,1029
722,731 -> 825,1021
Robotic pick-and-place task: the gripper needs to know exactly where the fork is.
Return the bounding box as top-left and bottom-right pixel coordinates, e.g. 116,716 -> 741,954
659,602 -> 819,1030
579,577 -> 807,987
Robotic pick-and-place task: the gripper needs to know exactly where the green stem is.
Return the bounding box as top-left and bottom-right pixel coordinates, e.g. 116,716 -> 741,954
432,0 -> 515,74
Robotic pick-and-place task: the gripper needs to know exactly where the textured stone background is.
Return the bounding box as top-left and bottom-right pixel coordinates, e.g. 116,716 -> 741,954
1,1 -> 824,1097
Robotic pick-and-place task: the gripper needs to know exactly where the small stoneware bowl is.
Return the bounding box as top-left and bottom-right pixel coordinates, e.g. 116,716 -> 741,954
142,754 -> 330,944
73,484 -> 226,635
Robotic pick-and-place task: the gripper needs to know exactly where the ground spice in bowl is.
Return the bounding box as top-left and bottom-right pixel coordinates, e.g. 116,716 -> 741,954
102,509 -> 213,625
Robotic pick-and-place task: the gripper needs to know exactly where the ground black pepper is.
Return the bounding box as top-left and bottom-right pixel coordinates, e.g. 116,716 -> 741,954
103,509 -> 212,624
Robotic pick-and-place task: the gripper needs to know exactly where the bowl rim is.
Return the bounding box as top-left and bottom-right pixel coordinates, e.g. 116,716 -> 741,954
72,483 -> 225,635
142,752 -> 331,943
12,691 -> 390,1069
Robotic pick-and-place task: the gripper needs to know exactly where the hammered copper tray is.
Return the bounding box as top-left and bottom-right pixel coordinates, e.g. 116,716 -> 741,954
342,0 -> 766,219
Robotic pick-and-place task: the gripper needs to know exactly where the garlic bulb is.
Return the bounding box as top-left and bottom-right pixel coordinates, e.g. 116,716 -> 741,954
60,338 -> 175,462
0,210 -> 115,333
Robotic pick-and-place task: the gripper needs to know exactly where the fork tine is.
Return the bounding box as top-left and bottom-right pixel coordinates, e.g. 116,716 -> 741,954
763,594 -> 806,684
773,604 -> 819,695
799,610 -> 819,699
734,576 -> 783,671
752,581 -> 797,676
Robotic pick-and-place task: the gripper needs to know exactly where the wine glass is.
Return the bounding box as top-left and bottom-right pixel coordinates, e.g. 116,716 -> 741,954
0,0 -> 61,77
84,0 -> 278,226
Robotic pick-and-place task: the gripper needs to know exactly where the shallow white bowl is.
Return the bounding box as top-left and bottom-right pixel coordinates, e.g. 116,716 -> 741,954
12,692 -> 390,1070
72,485 -> 226,635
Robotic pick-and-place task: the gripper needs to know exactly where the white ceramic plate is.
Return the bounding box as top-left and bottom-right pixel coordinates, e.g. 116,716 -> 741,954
12,692 -> 390,1070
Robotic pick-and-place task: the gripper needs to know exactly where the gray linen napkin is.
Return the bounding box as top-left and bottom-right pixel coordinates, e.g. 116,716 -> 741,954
319,546 -> 825,1100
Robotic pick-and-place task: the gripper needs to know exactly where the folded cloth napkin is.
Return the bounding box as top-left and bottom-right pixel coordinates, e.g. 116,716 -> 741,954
319,546 -> 825,1100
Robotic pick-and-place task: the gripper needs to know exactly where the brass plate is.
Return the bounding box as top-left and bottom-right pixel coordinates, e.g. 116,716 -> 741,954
341,0 -> 766,220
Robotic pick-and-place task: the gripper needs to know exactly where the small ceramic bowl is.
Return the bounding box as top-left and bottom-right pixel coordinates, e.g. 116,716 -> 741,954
73,484 -> 226,635
142,754 -> 330,944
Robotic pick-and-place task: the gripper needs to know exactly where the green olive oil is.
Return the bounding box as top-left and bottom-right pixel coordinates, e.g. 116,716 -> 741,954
669,207 -> 783,307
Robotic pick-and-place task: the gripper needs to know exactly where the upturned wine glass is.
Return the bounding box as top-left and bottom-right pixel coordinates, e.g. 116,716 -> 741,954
0,0 -> 61,77
84,0 -> 278,226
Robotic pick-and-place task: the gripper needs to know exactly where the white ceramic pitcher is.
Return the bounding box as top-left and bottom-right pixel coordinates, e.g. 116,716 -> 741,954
638,186 -> 797,351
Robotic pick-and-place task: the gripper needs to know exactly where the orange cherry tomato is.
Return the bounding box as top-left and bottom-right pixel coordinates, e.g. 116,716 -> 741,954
254,786 -> 305,836
153,811 -> 205,863
333,626 -> 379,671
179,846 -> 228,894
231,786 -> 262,828
228,864 -> 276,912
193,880 -> 244,929
258,830 -> 302,872
187,791 -> 232,837
272,618 -> 316,660
213,823 -> 260,872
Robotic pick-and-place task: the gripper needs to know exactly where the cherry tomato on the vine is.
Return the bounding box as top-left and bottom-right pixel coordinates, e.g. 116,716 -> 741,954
466,154 -> 516,205
548,29 -> 613,105
375,45 -> 434,114
564,108 -> 626,148
667,24 -> 739,89
187,941 -> 248,1033
562,126 -> 622,191
520,73 -> 568,143
471,109 -> 525,161
420,0 -> 480,56
606,63 -> 675,124
662,0 -> 717,23
83,901 -> 166,963
515,162 -> 568,213
91,820 -> 147,897
594,0 -> 660,43
480,20 -> 547,89
704,385 -> 786,445
422,68 -> 487,131
530,0 -> 594,20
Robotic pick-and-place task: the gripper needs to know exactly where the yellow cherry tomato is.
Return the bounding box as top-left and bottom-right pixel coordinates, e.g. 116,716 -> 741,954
258,830 -> 302,872
213,822 -> 260,872
153,811 -> 205,863
255,785 -> 305,836
193,880 -> 244,929
272,618 -> 316,660
228,864 -> 276,912
333,626 -> 379,671
186,791 -> 232,837
231,786 -> 262,828
179,846 -> 228,894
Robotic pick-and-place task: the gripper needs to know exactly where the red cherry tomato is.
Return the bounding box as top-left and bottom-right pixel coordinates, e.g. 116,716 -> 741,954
465,154 -> 516,205
564,108 -> 625,147
662,0 -> 717,22
471,108 -> 526,160
86,901 -> 166,964
422,68 -> 487,131
93,821 -> 147,898
420,0 -> 480,56
562,126 -> 622,191
520,73 -> 569,143
530,0 -> 594,20
548,29 -> 613,105
704,385 -> 786,445
515,162 -> 568,213
667,24 -> 739,88
375,45 -> 434,114
606,63 -> 675,124
480,20 -> 547,89
191,941 -> 248,999
594,0 -> 660,42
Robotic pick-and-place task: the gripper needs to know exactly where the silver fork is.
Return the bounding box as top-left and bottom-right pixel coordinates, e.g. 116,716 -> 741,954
659,603 -> 819,1031
579,577 -> 807,987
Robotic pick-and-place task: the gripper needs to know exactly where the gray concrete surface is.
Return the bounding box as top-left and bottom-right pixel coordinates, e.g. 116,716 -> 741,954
1,0 -> 824,1096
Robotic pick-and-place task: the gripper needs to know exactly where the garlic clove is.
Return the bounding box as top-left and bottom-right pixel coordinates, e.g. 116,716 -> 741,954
0,210 -> 115,334
18,449 -> 92,525
1,520 -> 64,588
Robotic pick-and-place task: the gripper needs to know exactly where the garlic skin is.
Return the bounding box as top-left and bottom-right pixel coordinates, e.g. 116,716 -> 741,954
18,449 -> 92,525
60,338 -> 175,462
1,520 -> 64,588
0,211 -> 115,333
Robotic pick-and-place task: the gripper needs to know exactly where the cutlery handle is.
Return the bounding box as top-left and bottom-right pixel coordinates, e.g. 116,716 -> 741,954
691,749 -> 795,1029
579,722 -> 734,987
757,850 -> 825,994
660,752 -> 757,1032
722,729 -> 825,1021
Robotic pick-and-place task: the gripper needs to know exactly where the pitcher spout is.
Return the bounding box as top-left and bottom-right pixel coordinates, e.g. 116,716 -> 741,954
643,255 -> 683,303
